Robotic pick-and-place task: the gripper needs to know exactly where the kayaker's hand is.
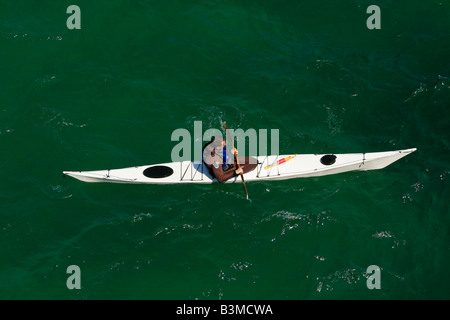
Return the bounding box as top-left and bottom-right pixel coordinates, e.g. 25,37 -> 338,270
235,168 -> 243,175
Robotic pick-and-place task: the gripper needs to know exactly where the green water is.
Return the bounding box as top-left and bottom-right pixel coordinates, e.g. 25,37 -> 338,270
1,0 -> 449,299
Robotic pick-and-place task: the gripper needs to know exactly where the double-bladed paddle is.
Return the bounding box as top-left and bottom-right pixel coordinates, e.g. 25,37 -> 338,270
223,122 -> 249,200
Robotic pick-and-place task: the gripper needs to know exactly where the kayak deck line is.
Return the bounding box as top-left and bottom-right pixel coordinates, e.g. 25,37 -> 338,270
63,148 -> 417,185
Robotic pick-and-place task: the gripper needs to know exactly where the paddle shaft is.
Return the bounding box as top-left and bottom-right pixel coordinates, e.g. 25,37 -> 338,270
223,122 -> 248,199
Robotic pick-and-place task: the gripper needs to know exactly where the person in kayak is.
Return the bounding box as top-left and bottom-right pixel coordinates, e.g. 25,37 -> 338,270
202,136 -> 257,183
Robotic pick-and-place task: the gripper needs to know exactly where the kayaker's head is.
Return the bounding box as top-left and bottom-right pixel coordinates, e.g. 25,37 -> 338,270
203,136 -> 225,166
210,136 -> 225,152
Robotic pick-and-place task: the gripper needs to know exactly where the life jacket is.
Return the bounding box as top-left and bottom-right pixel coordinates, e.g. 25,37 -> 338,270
202,136 -> 233,176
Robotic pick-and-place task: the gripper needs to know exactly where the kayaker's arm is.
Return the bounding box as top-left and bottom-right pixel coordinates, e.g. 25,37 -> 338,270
211,163 -> 238,183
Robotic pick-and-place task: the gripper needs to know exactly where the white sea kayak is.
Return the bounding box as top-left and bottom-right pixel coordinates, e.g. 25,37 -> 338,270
63,148 -> 416,184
